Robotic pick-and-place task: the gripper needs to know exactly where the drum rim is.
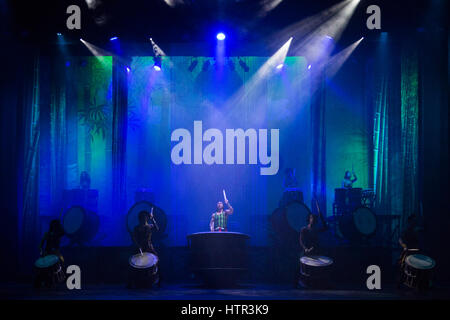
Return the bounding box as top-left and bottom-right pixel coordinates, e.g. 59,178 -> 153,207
300,255 -> 334,267
129,252 -> 158,269
351,206 -> 377,236
283,200 -> 312,233
35,254 -> 60,268
62,205 -> 86,235
126,200 -> 166,234
405,254 -> 436,270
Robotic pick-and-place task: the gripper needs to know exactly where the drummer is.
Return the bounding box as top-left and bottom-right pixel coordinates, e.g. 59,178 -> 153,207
342,170 -> 357,188
209,199 -> 233,232
39,219 -> 65,262
130,210 -> 160,287
132,210 -> 159,256
299,212 -> 328,256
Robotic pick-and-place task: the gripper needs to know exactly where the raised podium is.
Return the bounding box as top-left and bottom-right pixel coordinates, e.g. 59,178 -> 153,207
187,232 -> 250,287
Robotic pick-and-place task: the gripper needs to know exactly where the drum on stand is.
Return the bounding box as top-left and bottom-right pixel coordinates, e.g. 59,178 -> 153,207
62,205 -> 100,244
34,255 -> 65,288
403,254 -> 435,291
279,188 -> 304,208
339,207 -> 377,243
128,252 -> 159,288
299,255 -> 334,288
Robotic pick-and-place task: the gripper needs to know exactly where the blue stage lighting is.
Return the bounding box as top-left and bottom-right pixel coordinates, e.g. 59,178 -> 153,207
216,32 -> 226,41
110,36 -> 118,41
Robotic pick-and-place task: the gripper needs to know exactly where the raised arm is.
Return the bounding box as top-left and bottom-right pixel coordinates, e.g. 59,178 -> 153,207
225,200 -> 233,215
149,211 -> 159,232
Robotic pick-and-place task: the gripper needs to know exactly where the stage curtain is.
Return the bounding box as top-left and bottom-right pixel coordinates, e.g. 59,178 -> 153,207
17,53 -> 41,274
372,39 -> 419,231
112,56 -> 129,241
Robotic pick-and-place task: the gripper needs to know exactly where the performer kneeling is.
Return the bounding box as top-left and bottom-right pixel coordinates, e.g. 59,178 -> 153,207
129,210 -> 160,288
34,219 -> 66,288
397,214 -> 420,287
210,199 -> 233,232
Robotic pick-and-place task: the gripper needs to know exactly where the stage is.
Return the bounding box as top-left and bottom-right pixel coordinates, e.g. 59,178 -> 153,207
2,283 -> 450,300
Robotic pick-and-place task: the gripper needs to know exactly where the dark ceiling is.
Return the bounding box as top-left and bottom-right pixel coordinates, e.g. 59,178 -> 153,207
1,0 -> 448,55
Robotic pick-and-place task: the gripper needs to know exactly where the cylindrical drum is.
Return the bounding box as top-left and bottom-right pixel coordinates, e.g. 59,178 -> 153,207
403,254 -> 435,291
128,252 -> 159,288
299,255 -> 334,288
62,206 -> 100,244
34,255 -> 65,288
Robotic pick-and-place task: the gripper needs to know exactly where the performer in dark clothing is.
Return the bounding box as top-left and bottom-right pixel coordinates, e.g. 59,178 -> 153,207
129,209 -> 160,288
132,210 -> 159,255
299,212 -> 328,256
34,219 -> 66,288
39,219 -> 65,262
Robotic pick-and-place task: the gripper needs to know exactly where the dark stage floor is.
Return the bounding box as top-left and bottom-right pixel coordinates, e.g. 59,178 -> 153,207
1,283 -> 449,300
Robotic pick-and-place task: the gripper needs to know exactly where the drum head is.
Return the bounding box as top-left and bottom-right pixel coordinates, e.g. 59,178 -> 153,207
352,207 -> 376,235
285,201 -> 311,232
35,255 -> 59,268
63,206 -> 85,235
405,254 -> 436,270
129,252 -> 158,269
127,201 -> 167,235
300,255 -> 334,267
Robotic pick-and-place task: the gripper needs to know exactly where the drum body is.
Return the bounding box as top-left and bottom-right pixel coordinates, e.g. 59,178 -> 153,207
299,255 -> 333,288
34,255 -> 65,288
339,207 -> 376,242
285,201 -> 312,233
63,206 -> 100,244
128,252 -> 159,288
403,254 -> 435,291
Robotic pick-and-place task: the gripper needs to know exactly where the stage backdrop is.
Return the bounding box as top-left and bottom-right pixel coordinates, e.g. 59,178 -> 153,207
37,54 -> 374,247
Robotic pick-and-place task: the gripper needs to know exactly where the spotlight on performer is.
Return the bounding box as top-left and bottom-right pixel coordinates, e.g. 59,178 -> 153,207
153,56 -> 162,71
216,32 -> 226,41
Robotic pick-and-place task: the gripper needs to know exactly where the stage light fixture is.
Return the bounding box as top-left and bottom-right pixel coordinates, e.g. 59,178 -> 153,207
276,63 -> 284,69
126,66 -> 131,73
216,32 -> 226,41
153,56 -> 162,71
308,64 -> 312,70
57,33 -> 62,36
110,36 -> 118,41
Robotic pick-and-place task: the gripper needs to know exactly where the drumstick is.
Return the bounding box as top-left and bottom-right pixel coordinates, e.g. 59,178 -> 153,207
139,248 -> 143,256
223,189 -> 228,203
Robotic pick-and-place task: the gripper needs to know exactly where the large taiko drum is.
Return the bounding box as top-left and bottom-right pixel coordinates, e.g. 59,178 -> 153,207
338,207 -> 377,242
128,252 -> 159,288
285,201 -> 312,233
62,205 -> 100,244
299,255 -> 334,288
34,255 -> 65,288
403,254 -> 435,291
